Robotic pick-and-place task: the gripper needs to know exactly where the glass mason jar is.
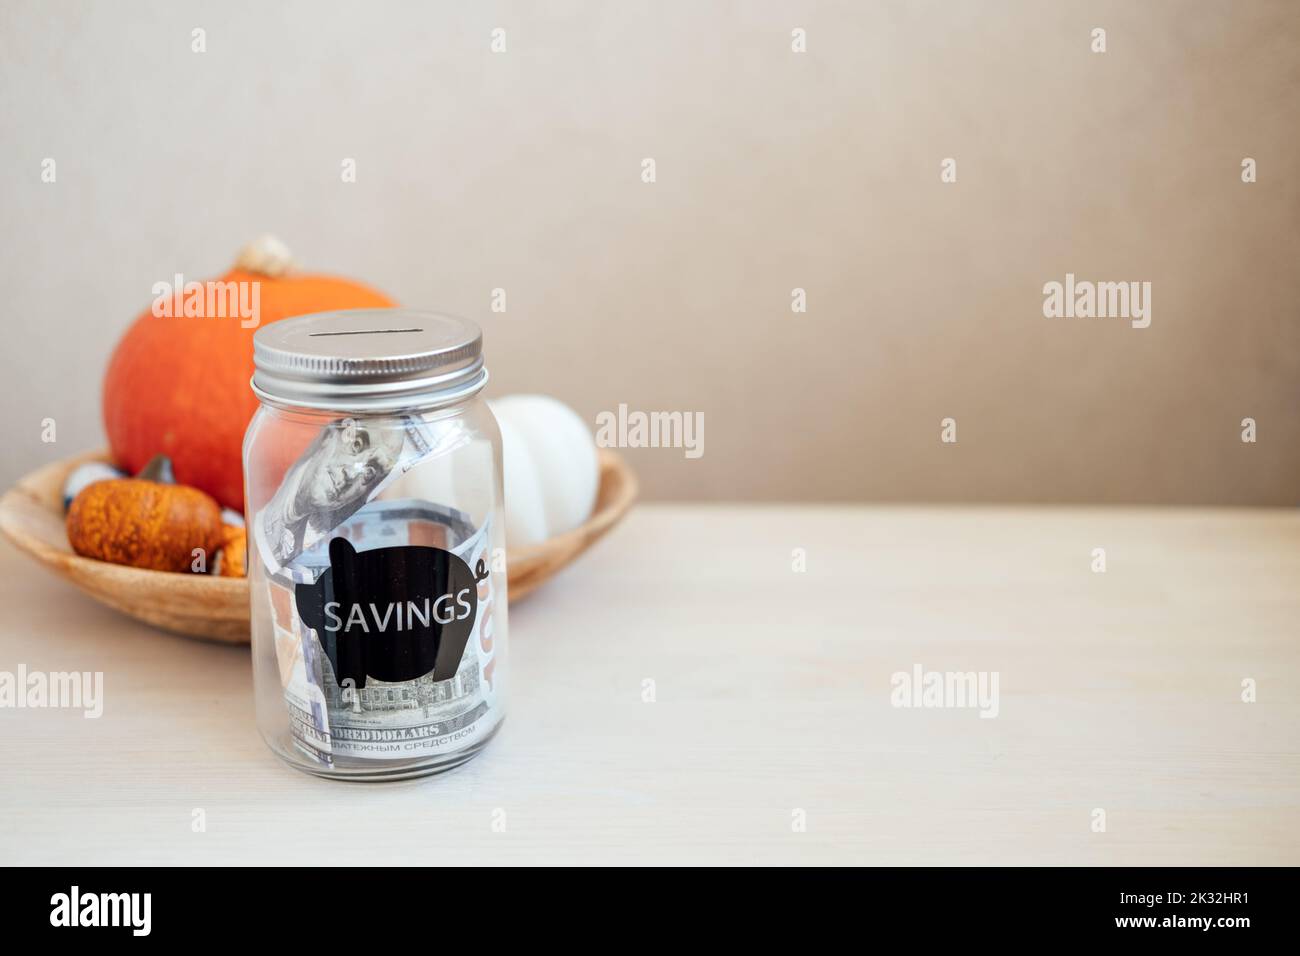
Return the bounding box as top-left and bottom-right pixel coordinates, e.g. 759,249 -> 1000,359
244,309 -> 508,780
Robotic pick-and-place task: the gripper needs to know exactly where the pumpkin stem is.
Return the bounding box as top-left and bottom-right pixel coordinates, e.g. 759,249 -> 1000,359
234,235 -> 294,277
138,454 -> 176,484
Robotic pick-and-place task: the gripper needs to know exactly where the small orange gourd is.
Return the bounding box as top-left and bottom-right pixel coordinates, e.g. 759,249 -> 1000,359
215,525 -> 248,578
67,455 -> 224,573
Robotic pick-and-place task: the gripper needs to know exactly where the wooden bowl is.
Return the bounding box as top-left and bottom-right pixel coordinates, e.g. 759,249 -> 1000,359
0,449 -> 637,644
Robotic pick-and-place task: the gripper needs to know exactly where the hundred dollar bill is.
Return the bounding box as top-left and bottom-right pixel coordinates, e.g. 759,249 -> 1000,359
264,499 -> 502,765
253,413 -> 470,581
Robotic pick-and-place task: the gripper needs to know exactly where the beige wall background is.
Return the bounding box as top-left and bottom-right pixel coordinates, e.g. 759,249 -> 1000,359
1,0 -> 1297,505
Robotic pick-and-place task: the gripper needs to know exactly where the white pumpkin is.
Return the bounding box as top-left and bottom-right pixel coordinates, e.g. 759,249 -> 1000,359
488,395 -> 599,546
493,412 -> 549,546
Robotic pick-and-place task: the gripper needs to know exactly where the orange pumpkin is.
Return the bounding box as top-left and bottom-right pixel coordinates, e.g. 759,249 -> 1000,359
67,462 -> 224,573
103,237 -> 394,512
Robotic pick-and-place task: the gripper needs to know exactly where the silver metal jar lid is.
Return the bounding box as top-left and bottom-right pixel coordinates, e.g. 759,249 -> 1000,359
251,309 -> 487,412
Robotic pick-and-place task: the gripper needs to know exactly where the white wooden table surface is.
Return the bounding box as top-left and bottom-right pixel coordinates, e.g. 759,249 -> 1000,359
1,504 -> 1297,866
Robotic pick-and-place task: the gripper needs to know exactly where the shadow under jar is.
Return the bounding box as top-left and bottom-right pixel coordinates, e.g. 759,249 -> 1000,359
244,309 -> 508,781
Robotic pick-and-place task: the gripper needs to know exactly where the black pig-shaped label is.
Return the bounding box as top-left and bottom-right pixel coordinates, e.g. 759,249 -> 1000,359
294,537 -> 490,688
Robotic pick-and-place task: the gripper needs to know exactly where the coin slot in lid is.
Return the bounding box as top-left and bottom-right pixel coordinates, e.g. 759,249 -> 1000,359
307,328 -> 424,337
